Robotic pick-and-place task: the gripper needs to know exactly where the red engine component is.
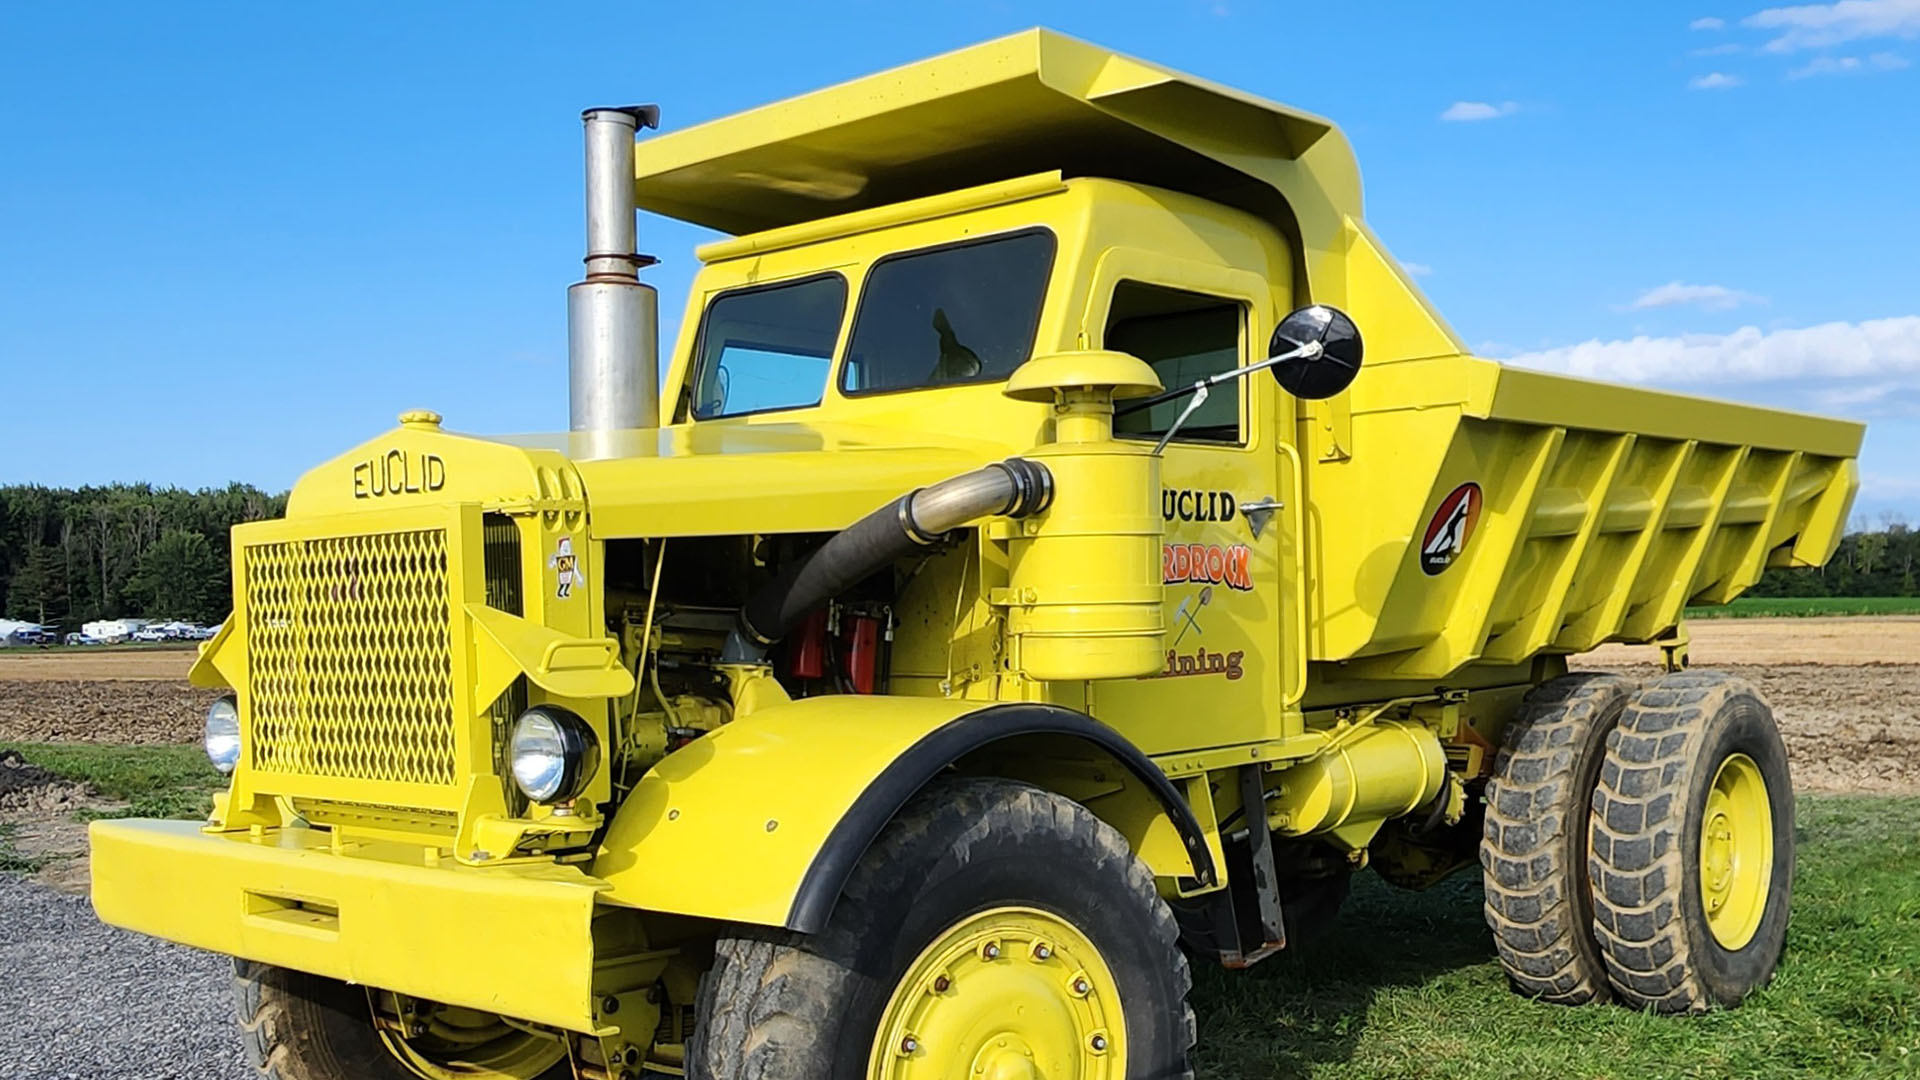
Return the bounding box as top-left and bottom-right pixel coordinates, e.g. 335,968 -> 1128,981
786,609 -> 830,680
843,614 -> 882,694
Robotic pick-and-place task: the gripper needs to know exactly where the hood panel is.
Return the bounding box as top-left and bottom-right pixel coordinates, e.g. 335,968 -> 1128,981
286,424 -> 583,519
568,419 -> 1013,539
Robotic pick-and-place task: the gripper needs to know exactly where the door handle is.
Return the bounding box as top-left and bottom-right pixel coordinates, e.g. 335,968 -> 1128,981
1240,497 -> 1283,539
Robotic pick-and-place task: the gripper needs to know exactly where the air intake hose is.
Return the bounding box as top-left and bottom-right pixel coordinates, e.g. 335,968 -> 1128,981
725,458 -> 1052,660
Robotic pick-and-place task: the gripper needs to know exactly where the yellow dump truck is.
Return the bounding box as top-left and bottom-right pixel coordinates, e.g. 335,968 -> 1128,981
91,30 -> 1862,1080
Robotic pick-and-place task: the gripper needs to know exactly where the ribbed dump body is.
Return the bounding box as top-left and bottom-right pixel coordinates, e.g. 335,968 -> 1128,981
1305,356 -> 1861,679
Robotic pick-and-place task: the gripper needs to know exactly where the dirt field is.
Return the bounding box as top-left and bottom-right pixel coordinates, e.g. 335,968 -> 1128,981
1583,614 -> 1920,666
0,648 -> 195,682
0,618 -> 1913,790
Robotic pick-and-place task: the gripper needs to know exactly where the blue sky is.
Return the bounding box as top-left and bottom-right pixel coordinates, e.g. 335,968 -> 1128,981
2,1 -> 1916,523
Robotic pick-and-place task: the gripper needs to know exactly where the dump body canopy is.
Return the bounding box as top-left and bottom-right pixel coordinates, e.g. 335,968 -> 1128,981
624,28 -> 1863,680
632,27 -> 1469,371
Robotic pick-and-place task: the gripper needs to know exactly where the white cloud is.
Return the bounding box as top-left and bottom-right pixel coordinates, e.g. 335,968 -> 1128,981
1440,100 -> 1520,122
1692,42 -> 1747,54
1402,261 -> 1434,277
1745,0 -> 1920,52
1502,316 -> 1920,386
1862,471 -> 1920,497
1690,71 -> 1746,87
1629,281 -> 1766,311
1691,15 -> 1729,28
1788,50 -> 1913,74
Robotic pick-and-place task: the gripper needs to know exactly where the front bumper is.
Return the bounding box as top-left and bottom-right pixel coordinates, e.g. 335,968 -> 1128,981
89,819 -> 608,1033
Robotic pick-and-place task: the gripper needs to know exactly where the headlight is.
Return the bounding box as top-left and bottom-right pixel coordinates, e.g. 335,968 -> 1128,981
508,706 -> 599,805
204,695 -> 241,774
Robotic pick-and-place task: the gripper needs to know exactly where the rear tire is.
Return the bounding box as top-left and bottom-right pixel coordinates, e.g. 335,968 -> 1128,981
1480,672 -> 1635,1004
1588,670 -> 1794,1012
688,777 -> 1194,1080
233,962 -> 568,1080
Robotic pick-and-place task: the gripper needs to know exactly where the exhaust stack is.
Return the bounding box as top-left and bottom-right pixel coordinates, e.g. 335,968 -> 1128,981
568,106 -> 661,448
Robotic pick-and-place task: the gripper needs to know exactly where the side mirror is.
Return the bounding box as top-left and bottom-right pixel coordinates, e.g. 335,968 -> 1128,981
1268,305 -> 1363,400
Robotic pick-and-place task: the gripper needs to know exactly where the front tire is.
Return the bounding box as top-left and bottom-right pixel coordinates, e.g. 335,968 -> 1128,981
688,777 -> 1194,1080
1588,671 -> 1795,1012
233,962 -> 569,1080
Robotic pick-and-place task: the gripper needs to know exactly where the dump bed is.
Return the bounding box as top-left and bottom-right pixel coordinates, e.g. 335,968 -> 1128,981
1304,354 -> 1861,680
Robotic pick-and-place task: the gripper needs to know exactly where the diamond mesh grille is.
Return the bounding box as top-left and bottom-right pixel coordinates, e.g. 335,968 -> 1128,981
244,529 -> 458,786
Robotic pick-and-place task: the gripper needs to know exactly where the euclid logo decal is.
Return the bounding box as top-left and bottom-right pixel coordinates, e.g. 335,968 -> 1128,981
1420,482 -> 1483,576
352,450 -> 446,499
1163,488 -> 1236,523
1163,543 -> 1254,591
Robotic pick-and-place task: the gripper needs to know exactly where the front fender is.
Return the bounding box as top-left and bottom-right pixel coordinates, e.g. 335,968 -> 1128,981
593,697 -> 1214,932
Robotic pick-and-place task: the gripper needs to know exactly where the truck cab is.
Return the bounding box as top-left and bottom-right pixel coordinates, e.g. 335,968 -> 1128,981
665,173 -> 1306,752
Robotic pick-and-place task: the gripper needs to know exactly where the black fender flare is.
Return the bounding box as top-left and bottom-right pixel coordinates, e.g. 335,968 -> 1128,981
787,703 -> 1217,932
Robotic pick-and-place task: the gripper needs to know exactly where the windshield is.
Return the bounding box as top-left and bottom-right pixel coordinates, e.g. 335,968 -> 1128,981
840,229 -> 1055,396
690,274 -> 847,419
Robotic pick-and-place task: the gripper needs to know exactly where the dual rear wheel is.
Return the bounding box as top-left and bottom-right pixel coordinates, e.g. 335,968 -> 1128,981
1482,669 -> 1794,1012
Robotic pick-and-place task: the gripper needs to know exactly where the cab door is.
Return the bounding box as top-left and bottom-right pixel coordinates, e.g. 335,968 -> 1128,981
1083,251 -> 1300,755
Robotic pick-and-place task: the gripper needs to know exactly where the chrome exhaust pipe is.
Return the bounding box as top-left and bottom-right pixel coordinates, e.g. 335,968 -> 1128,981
568,105 -> 660,449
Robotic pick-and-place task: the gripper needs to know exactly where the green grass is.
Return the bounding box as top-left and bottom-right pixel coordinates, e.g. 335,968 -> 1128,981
1684,596 -> 1920,618
1193,795 -> 1920,1079
0,741 -> 225,819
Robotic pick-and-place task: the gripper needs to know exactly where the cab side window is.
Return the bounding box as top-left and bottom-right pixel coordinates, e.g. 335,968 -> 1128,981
1105,282 -> 1245,444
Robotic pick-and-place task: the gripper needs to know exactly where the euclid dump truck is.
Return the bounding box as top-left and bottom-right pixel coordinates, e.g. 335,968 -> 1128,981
91,30 -> 1863,1080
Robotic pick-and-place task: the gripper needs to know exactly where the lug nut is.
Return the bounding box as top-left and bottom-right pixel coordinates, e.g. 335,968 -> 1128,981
1090,1034 -> 1108,1052
983,943 -> 1000,960
1032,944 -> 1051,961
933,976 -> 951,993
1073,978 -> 1090,995
901,1036 -> 919,1054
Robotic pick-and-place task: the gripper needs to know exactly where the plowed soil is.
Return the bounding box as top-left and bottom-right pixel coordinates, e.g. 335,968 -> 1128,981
0,680 -> 220,745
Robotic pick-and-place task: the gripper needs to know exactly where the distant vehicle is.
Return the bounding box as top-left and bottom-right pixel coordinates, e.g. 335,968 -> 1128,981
130,626 -> 171,643
0,622 -> 52,647
63,632 -> 106,647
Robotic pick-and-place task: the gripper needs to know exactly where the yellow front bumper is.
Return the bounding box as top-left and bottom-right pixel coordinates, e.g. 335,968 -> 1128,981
89,819 -> 607,1033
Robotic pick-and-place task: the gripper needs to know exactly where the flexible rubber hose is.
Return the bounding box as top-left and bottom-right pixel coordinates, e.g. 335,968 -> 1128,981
730,458 -> 1051,655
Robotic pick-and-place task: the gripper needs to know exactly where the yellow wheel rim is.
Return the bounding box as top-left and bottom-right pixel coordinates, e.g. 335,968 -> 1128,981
1699,752 -> 1774,950
868,906 -> 1124,1080
373,993 -> 568,1079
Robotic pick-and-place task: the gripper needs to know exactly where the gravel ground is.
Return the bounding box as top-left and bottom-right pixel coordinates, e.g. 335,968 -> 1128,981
0,875 -> 245,1079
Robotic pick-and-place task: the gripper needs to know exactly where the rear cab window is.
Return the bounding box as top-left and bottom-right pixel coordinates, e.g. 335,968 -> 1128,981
1105,281 -> 1246,444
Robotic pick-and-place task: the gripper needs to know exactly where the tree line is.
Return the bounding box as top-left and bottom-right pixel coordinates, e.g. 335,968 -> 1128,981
1,483 -> 286,629
1739,515 -> 1917,599
0,485 -> 1913,629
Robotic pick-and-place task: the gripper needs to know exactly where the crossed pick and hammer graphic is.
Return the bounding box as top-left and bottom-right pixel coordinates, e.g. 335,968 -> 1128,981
1171,585 -> 1213,644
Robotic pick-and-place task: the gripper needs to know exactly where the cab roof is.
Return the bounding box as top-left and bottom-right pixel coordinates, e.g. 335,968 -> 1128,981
632,28 -> 1356,237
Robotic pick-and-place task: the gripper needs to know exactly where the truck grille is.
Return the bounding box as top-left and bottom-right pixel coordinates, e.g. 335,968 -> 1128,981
243,528 -> 459,786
